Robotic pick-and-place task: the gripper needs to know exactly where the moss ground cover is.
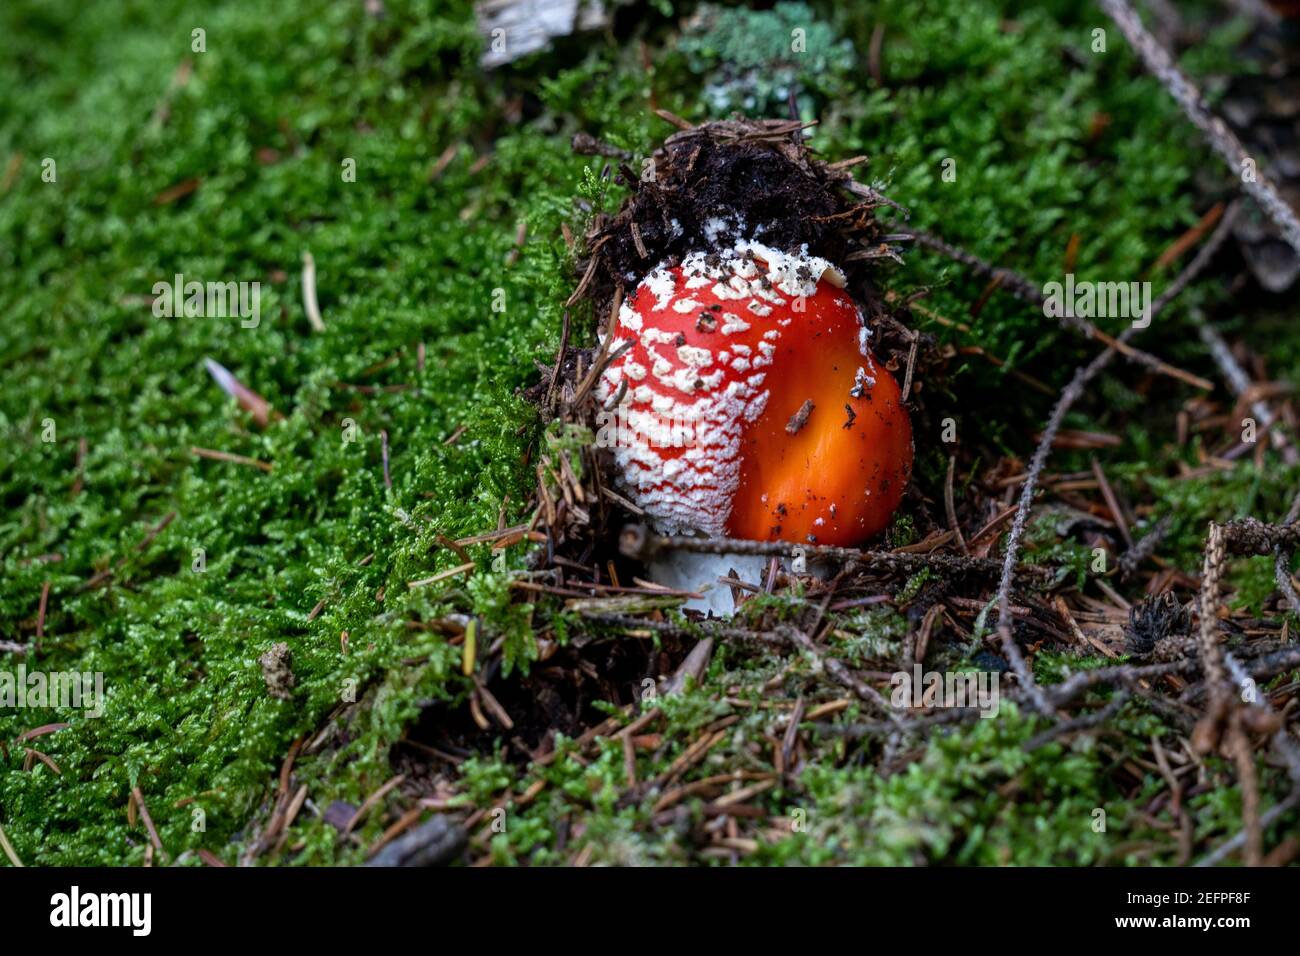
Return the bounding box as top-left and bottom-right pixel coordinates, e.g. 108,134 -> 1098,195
2,0 -> 1296,865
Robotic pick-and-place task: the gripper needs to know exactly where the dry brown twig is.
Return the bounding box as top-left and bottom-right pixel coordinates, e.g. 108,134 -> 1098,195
0,821 -> 22,867
130,786 -> 167,860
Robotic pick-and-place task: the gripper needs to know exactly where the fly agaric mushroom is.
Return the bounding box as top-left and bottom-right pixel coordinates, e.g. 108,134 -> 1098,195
596,240 -> 912,547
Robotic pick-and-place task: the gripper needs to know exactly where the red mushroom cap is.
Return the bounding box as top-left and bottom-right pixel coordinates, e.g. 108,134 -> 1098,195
596,241 -> 912,546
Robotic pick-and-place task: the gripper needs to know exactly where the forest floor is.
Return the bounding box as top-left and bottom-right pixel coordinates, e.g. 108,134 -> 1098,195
2,0 -> 1299,866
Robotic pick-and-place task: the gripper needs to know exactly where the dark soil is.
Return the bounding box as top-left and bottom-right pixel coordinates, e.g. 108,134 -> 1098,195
576,119 -> 900,335
404,630 -> 693,761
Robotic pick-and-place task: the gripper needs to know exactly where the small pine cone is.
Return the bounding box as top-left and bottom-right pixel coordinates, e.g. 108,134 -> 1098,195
1125,591 -> 1192,658
1151,633 -> 1197,663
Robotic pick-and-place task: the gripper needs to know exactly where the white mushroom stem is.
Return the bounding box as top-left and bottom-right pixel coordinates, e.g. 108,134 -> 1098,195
647,550 -> 835,617
649,551 -> 771,617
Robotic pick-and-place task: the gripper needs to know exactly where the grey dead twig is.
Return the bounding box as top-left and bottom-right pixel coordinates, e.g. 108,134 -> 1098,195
905,227 -> 1213,391
1100,0 -> 1300,256
1024,690 -> 1132,751
1197,790 -> 1299,867
618,524 -> 1051,582
781,625 -> 905,727
1274,488 -> 1300,616
1195,320 -> 1297,464
827,644 -> 1300,742
991,198 -> 1243,718
1188,512 -> 1300,865
1118,514 -> 1172,578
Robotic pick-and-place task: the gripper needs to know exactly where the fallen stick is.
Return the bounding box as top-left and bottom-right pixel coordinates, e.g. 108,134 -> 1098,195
907,228 -> 1213,391
1100,0 -> 1300,256
130,786 -> 167,859
1196,320 -> 1297,464
618,524 -> 1052,582
990,198 -> 1243,716
302,251 -> 326,332
0,821 -> 22,867
190,446 -> 273,472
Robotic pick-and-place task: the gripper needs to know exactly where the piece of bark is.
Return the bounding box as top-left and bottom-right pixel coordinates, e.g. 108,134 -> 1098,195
364,816 -> 468,867
259,643 -> 295,700
475,0 -> 611,68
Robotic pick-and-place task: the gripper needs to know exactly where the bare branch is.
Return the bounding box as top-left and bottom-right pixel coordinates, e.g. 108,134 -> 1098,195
990,198 -> 1242,717
1100,0 -> 1300,256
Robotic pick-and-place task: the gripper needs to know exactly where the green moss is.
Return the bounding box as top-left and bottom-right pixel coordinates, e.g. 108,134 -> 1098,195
0,0 -> 585,864
467,573 -> 536,676
1034,649 -> 1116,685
734,588 -> 808,623
894,567 -> 934,605
1022,512 -> 1095,588
763,705 -> 1112,865
823,608 -> 907,666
